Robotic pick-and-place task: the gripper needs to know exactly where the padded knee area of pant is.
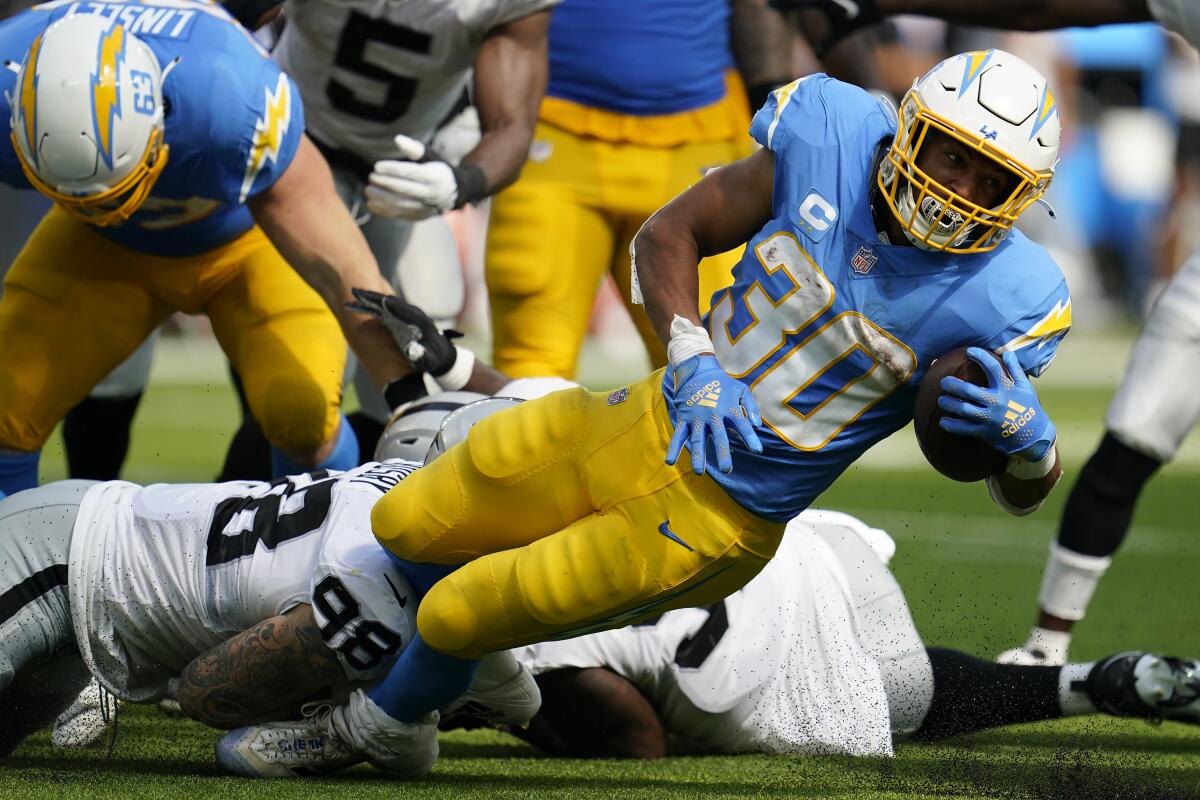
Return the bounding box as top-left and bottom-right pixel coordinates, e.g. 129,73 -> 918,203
251,377 -> 338,456
416,580 -> 482,658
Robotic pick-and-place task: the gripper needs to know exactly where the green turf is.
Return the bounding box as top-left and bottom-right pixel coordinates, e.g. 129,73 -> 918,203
16,361 -> 1200,799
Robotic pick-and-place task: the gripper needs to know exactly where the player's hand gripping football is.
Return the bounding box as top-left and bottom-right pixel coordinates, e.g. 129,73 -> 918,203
347,288 -> 462,376
937,347 -> 1056,462
667,354 -> 763,475
366,134 -> 484,220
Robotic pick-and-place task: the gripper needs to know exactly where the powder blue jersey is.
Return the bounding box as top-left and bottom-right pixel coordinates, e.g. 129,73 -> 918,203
663,75 -> 1072,521
0,0 -> 303,257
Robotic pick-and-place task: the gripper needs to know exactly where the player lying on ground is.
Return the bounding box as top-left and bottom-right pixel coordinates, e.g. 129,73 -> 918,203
236,49 -> 1075,773
776,0 -> 1200,669
508,511 -> 1200,758
0,398 -> 540,775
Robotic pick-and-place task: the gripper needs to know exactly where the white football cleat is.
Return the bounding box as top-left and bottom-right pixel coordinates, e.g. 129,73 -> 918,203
996,627 -> 1069,667
216,702 -> 363,778
442,651 -> 542,728
330,689 -> 439,776
51,679 -> 117,748
217,690 -> 438,778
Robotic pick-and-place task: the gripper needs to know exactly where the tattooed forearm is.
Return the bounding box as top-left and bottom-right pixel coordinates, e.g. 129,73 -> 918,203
177,603 -> 345,729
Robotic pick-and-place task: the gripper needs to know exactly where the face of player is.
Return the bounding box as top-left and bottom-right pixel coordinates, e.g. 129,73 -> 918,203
881,128 -> 1018,249
914,130 -> 1015,211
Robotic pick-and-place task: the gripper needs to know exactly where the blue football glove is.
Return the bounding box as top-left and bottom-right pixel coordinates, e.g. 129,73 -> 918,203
666,355 -> 763,475
937,347 -> 1056,462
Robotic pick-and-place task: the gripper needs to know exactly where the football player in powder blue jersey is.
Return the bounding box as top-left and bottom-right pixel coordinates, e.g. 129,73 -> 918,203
652,54 -> 1072,521
0,3 -> 411,496
223,50 -> 1075,777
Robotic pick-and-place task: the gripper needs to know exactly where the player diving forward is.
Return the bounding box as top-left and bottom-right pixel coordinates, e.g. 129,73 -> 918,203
512,510 -> 1200,758
0,397 -> 540,775
0,1 -> 423,499
787,0 -> 1200,666
229,50 -> 1078,771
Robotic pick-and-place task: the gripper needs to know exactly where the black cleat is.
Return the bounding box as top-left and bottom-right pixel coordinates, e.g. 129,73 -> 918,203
1083,651 -> 1200,723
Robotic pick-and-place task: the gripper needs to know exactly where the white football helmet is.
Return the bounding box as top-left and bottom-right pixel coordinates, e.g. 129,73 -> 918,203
375,392 -> 491,463
877,49 -> 1060,253
9,14 -> 170,226
426,397 -> 523,463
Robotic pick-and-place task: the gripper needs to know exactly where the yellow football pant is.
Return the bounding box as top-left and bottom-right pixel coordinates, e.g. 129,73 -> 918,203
485,124 -> 751,379
0,208 -> 346,455
370,369 -> 785,659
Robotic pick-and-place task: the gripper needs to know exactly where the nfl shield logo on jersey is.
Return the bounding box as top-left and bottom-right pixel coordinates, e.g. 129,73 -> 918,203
851,246 -> 878,274
607,388 -> 629,406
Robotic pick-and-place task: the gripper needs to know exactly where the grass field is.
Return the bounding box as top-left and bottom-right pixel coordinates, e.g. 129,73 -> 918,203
9,330 -> 1200,799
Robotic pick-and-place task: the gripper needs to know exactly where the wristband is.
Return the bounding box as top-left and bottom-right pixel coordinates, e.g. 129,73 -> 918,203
451,163 -> 488,208
384,373 -> 429,411
434,345 -> 475,392
1005,443 -> 1058,480
666,315 -> 715,367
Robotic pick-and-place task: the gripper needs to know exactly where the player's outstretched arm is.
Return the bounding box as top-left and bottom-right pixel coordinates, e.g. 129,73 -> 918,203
773,0 -> 1150,49
177,603 -> 345,730
248,135 -> 413,391
872,0 -> 1150,30
464,10 -> 551,197
365,11 -> 550,220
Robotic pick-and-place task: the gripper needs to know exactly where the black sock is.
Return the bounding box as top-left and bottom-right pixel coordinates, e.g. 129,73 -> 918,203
62,393 -> 144,480
347,411 -> 385,463
216,369 -> 271,482
911,648 -> 1063,741
1058,432 -> 1160,557
216,416 -> 272,482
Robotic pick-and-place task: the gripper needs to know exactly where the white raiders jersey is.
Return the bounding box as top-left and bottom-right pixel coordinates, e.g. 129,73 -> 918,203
516,511 -> 895,758
274,0 -> 559,161
67,462 -> 422,703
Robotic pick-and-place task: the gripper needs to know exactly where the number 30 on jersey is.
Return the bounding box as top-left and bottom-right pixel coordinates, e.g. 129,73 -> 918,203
708,233 -> 916,451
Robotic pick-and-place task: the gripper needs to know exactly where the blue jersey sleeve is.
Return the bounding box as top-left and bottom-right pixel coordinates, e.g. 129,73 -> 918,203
985,265 -> 1072,378
209,57 -> 304,204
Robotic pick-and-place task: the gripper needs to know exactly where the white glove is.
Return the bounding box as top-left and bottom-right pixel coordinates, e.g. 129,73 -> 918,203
366,134 -> 460,221
329,689 -> 439,776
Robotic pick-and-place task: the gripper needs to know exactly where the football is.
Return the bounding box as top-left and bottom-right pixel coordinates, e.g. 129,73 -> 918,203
913,347 -> 1008,482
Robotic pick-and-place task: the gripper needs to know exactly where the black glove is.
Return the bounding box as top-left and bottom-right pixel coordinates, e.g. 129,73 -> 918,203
769,0 -> 881,54
347,288 -> 462,376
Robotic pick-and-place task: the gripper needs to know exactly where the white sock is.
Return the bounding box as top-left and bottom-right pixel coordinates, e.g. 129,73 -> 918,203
1058,662 -> 1097,716
1037,542 -> 1112,621
1022,626 -> 1072,663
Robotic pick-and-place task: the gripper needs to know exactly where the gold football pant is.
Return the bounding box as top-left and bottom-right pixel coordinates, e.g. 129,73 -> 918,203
485,122 -> 750,379
0,208 -> 346,455
370,369 -> 785,659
